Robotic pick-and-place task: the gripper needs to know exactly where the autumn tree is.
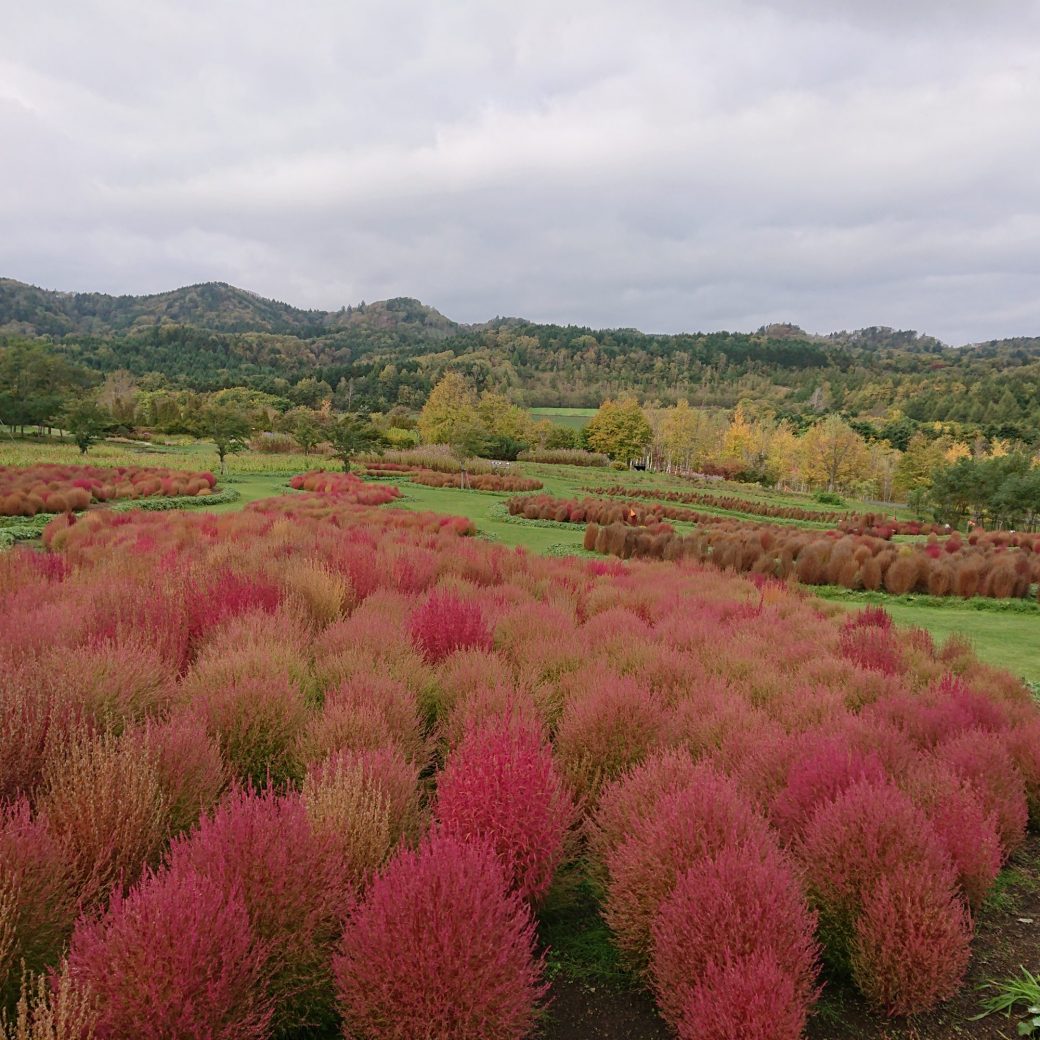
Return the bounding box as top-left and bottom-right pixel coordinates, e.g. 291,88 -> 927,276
800,415 -> 869,492
418,373 -> 483,449
584,397 -> 652,464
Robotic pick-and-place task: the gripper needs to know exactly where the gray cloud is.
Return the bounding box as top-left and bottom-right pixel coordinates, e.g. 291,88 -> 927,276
3,0 -> 1040,343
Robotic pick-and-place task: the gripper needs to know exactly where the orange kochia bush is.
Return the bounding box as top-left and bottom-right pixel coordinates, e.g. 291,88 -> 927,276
0,463 -> 217,516
0,485 -> 1038,1029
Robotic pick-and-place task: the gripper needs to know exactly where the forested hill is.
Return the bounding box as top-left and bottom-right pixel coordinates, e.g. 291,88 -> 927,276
2,278 -> 1040,434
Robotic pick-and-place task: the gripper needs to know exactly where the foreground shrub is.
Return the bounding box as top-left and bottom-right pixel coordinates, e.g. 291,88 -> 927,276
167,787 -> 353,1035
604,768 -> 771,967
436,720 -> 574,904
799,780 -> 969,1012
849,865 -> 972,1015
934,729 -> 1029,857
0,802 -> 76,1012
333,834 -> 546,1040
65,862 -> 271,1040
409,591 -> 493,663
302,747 -> 422,887
38,730 -> 166,910
191,674 -> 308,789
650,843 -> 820,1040
902,759 -> 1002,908
1,972 -> 98,1040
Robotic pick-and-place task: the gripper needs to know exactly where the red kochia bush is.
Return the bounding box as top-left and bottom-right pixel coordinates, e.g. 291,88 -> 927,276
65,862 -> 272,1040
409,590 -> 493,663
0,799 -> 76,1010
167,787 -> 353,1035
798,780 -> 970,1012
934,729 -> 1029,857
850,865 -> 972,1015
650,843 -> 820,1040
333,833 -> 547,1040
604,767 -> 772,966
436,720 -> 575,904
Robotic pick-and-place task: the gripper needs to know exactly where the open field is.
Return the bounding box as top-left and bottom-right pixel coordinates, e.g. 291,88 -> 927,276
529,407 -> 597,429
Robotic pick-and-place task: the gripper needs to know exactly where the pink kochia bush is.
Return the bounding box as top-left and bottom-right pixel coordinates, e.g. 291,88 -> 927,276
0,799 -> 76,1011
798,780 -> 972,1013
333,833 -> 547,1040
436,720 -> 575,903
2,490 -> 1039,1028
64,860 -> 272,1040
167,786 -> 354,1035
409,591 -> 493,663
650,843 -> 820,1040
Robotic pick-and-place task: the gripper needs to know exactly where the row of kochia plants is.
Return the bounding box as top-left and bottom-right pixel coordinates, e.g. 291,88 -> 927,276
1,481 -> 1038,1039
509,494 -> 1040,599
0,464 -> 219,516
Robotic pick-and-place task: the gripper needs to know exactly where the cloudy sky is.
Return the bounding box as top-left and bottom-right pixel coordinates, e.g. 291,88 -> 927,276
3,1 -> 1039,343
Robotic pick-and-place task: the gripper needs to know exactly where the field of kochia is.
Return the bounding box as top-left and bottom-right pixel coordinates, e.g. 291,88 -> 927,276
1,465 -> 1038,1040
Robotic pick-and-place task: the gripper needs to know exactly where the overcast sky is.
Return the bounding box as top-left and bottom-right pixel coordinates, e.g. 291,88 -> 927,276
3,1 -> 1039,344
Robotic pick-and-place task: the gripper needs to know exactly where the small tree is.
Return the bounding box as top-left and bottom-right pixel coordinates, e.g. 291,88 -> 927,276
585,397 -> 653,465
329,414 -> 382,472
63,398 -> 110,455
196,403 -> 252,475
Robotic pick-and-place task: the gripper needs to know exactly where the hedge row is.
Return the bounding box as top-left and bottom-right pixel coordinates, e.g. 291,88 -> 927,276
583,521 -> 1040,599
0,464 -> 217,517
583,484 -> 850,523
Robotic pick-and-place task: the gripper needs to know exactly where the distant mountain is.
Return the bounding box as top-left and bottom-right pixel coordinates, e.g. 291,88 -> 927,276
0,279 -> 459,339
1,277 -> 1038,437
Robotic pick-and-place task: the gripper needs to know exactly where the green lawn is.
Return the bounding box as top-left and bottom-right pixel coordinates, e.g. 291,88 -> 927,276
816,589 -> 1040,683
529,407 -> 597,430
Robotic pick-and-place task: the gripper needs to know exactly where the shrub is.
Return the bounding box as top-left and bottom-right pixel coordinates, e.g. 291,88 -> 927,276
1,971 -> 98,1040
850,865 -> 972,1015
409,591 -> 493,663
0,801 -> 76,1012
436,720 -> 575,904
141,713 -> 227,836
588,748 -> 702,875
554,673 -> 667,804
167,787 -> 353,1035
649,843 -> 819,1040
769,736 -> 887,841
798,780 -> 969,1011
64,862 -> 271,1040
901,760 -> 1001,908
191,674 -> 309,789
302,746 -> 422,887
604,768 -> 772,966
38,730 -> 167,910
935,729 -> 1028,857
332,834 -> 547,1040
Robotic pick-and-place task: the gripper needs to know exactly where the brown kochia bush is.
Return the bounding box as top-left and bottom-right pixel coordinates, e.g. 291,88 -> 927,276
568,500 -> 1039,601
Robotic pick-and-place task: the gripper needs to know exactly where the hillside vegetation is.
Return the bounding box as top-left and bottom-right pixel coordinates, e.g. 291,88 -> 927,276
3,279 -> 1040,434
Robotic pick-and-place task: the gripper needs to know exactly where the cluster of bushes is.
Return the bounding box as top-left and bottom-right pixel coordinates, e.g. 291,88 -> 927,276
517,448 -> 610,467
358,445 -> 500,476
584,519 -> 1040,599
0,464 -> 218,516
289,471 -> 402,505
508,494 -> 682,528
584,484 -> 850,523
838,514 -> 947,538
2,492 -> 1038,1035
410,470 -> 543,493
